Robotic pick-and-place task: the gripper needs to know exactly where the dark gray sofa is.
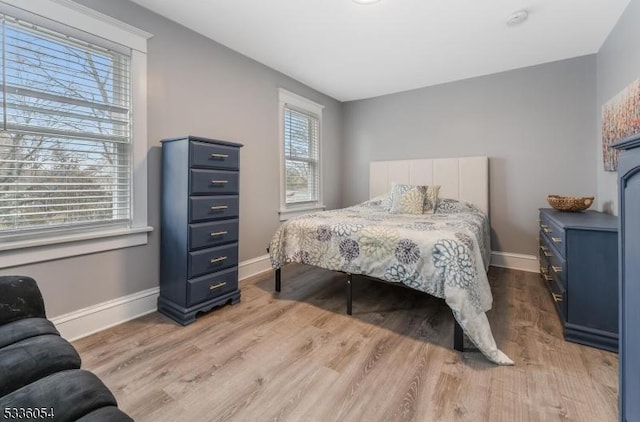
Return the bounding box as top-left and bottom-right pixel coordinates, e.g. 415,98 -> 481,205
0,276 -> 133,421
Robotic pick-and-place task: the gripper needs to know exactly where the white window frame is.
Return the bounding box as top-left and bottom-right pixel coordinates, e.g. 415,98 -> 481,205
278,88 -> 325,221
0,0 -> 152,268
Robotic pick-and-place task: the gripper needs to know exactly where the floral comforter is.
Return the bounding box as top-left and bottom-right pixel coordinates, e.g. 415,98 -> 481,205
268,199 -> 513,365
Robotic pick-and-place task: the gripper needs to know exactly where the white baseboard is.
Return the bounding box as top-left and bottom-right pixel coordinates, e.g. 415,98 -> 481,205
51,287 -> 159,342
52,254 -> 273,342
490,251 -> 539,273
238,254 -> 271,280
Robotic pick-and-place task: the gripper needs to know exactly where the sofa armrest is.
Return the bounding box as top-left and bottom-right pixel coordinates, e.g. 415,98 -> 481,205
0,276 -> 46,325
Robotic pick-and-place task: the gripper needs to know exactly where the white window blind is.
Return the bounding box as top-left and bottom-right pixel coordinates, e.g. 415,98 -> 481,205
0,14 -> 131,238
284,105 -> 319,204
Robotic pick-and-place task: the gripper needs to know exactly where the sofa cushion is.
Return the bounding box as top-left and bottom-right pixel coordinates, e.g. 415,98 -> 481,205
0,369 -> 119,421
0,317 -> 60,349
0,333 -> 81,396
0,276 -> 46,324
0,275 -> 133,420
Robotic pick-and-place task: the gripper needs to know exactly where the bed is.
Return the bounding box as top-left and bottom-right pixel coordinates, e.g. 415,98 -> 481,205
268,156 -> 512,365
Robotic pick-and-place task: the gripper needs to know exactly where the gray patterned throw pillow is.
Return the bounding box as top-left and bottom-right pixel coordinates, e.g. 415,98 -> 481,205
389,183 -> 426,214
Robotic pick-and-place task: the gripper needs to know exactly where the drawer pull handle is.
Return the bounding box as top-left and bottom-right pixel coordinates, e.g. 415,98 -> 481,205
210,205 -> 228,210
552,293 -> 563,302
544,274 -> 553,282
539,246 -> 552,257
209,282 -> 227,290
210,256 -> 228,264
543,228 -> 552,234
551,265 -> 562,273
551,237 -> 562,244
210,153 -> 229,159
210,231 -> 228,237
540,266 -> 548,274
540,224 -> 549,229
211,180 -> 229,185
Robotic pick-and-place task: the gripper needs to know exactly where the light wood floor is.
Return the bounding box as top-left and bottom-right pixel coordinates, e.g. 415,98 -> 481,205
73,265 -> 618,422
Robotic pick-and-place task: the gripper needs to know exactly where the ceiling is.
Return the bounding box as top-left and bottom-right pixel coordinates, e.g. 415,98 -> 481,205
129,0 -> 630,102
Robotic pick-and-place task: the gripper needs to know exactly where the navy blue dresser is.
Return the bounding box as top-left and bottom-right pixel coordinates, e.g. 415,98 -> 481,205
158,136 -> 243,325
612,133 -> 640,422
538,208 -> 618,351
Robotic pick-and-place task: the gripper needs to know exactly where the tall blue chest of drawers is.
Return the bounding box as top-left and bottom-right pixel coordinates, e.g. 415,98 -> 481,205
158,136 -> 243,325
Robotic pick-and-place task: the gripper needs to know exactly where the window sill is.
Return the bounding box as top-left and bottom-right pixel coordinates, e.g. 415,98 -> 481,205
279,205 -> 326,221
0,226 -> 153,269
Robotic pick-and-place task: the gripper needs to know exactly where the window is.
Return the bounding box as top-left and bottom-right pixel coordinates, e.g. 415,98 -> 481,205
278,89 -> 324,220
0,15 -> 131,236
0,0 -> 151,268
284,107 -> 319,204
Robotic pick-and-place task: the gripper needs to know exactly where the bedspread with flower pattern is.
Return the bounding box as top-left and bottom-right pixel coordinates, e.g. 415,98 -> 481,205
268,198 -> 513,365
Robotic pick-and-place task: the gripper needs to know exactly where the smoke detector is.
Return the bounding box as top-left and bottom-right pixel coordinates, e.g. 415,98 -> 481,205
506,10 -> 529,26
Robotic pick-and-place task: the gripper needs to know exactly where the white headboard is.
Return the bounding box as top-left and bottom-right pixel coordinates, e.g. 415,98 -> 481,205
369,156 -> 489,215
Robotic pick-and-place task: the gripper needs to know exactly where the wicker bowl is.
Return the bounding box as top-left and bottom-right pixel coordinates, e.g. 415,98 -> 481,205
547,195 -> 594,212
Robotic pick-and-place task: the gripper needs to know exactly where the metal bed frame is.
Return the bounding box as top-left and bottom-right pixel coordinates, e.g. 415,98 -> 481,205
273,266 -> 465,352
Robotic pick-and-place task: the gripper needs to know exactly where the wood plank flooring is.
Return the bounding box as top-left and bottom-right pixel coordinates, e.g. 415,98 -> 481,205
73,265 -> 618,421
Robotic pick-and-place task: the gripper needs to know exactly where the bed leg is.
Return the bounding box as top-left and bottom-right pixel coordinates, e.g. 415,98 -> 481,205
275,267 -> 281,292
453,319 -> 464,352
346,273 -> 352,315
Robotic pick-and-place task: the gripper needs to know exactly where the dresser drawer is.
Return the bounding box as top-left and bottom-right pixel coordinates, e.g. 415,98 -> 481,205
539,213 -> 566,256
547,272 -> 567,323
189,195 -> 239,223
187,267 -> 239,306
190,196 -> 239,222
190,141 -> 239,170
188,242 -> 238,278
539,246 -> 552,283
190,169 -> 239,195
540,232 -> 566,288
189,219 -> 239,250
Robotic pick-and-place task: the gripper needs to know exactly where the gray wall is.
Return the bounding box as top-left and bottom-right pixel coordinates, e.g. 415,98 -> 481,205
0,0 -> 343,317
3,0 -> 630,319
596,0 -> 640,215
341,56 -> 597,256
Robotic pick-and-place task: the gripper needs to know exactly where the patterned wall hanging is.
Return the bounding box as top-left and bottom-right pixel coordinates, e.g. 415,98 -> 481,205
602,78 -> 640,171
